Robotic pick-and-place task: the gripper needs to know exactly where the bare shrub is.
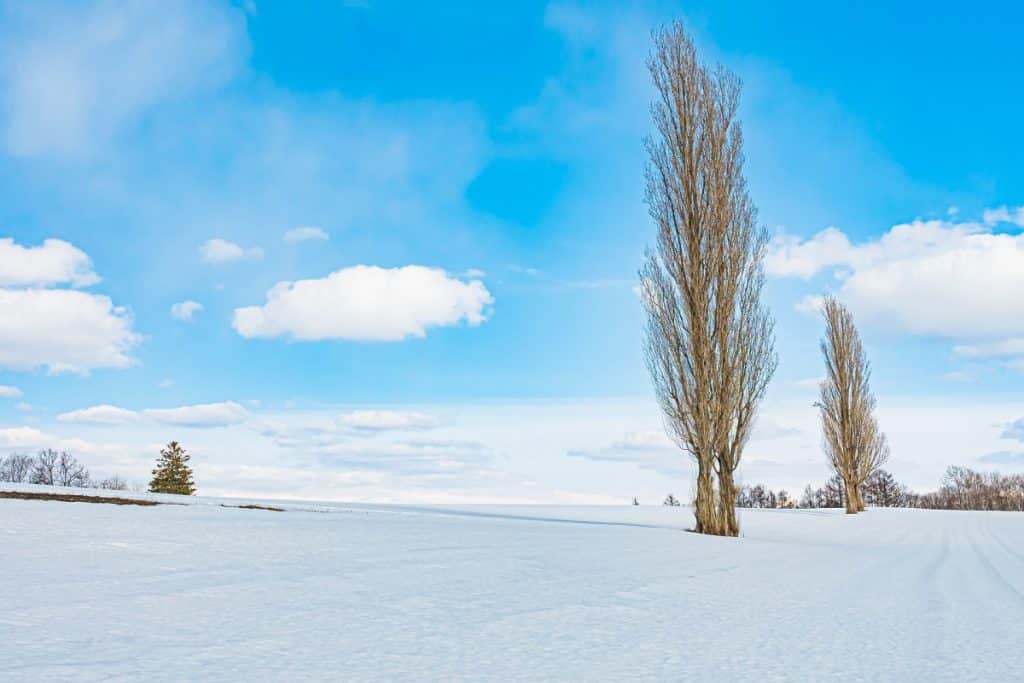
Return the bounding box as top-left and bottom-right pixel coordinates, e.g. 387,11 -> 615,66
96,475 -> 128,491
29,449 -> 59,486
55,451 -> 90,488
0,453 -> 33,482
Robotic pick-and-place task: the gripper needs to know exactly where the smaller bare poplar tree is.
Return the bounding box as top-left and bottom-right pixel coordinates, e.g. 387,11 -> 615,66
816,298 -> 889,513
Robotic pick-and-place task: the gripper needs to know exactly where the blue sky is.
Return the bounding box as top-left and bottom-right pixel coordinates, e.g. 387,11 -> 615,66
1,0 -> 1023,502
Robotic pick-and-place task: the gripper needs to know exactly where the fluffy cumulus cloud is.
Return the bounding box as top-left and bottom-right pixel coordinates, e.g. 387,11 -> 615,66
0,238 -> 99,287
284,227 -> 329,243
0,0 -> 247,157
199,238 -> 263,264
233,265 -> 493,341
0,237 -> 139,374
170,300 -> 203,321
337,410 -> 441,432
0,288 -> 139,373
768,214 -> 1024,368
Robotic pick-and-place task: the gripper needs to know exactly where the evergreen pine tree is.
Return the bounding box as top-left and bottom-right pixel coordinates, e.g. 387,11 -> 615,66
149,441 -> 196,495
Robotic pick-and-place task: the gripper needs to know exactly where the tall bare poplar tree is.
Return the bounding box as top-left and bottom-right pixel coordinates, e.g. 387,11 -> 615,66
817,298 -> 889,513
641,22 -> 776,537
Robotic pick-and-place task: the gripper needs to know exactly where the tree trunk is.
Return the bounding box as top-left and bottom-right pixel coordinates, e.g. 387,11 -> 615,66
694,463 -> 719,534
843,478 -> 858,514
852,483 -> 866,512
717,467 -> 739,536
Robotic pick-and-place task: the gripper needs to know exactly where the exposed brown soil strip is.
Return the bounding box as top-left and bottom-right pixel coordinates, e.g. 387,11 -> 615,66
0,490 -> 161,506
1,489 -> 287,512
222,503 -> 285,512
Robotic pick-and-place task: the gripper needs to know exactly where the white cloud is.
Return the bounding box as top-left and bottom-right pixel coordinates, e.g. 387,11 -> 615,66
0,238 -> 99,287
978,451 -> 1024,466
0,385 -> 22,398
764,227 -> 853,279
170,300 -> 203,321
58,404 -> 140,425
199,238 -> 263,264
0,426 -> 51,449
15,402 -> 32,412
144,401 -> 249,428
982,206 -> 1024,226
769,216 -> 1024,339
0,425 -> 101,454
316,438 -> 491,475
1002,418 -> 1024,442
257,417 -> 493,477
56,401 -> 250,429
233,265 -> 493,341
0,289 -> 139,373
158,378 -> 175,389
566,430 -> 683,476
953,338 -> 1024,359
751,417 -> 802,441
0,0 -> 247,157
338,410 -> 441,432
284,227 -> 329,243
566,419 -> 798,477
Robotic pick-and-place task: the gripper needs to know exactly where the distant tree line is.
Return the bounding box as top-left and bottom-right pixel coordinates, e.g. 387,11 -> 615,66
906,466 -> 1024,512
0,450 -> 128,491
736,485 -> 797,509
1,441 -> 197,497
794,471 -> 908,509
733,467 -> 1024,512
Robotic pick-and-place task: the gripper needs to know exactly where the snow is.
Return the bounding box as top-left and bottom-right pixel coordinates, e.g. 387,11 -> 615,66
2,485 -> 1023,681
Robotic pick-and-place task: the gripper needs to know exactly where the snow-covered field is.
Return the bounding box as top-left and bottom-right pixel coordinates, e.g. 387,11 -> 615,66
3,485 -> 1023,681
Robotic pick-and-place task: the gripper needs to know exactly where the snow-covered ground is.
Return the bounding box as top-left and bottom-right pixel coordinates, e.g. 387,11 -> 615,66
2,485 -> 1023,681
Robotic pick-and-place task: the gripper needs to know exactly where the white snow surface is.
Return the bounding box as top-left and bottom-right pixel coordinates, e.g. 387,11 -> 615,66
2,483 -> 1023,681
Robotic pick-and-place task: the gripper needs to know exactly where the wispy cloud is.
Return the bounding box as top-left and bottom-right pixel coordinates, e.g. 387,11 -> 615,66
284,226 -> 329,243
170,300 -> 203,322
200,238 -> 263,264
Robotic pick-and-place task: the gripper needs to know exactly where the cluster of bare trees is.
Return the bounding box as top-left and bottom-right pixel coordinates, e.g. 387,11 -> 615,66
736,484 -> 796,509
795,467 -> 1024,512
908,466 -> 1024,511
798,471 -> 908,509
0,450 -> 128,491
641,22 -> 776,537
